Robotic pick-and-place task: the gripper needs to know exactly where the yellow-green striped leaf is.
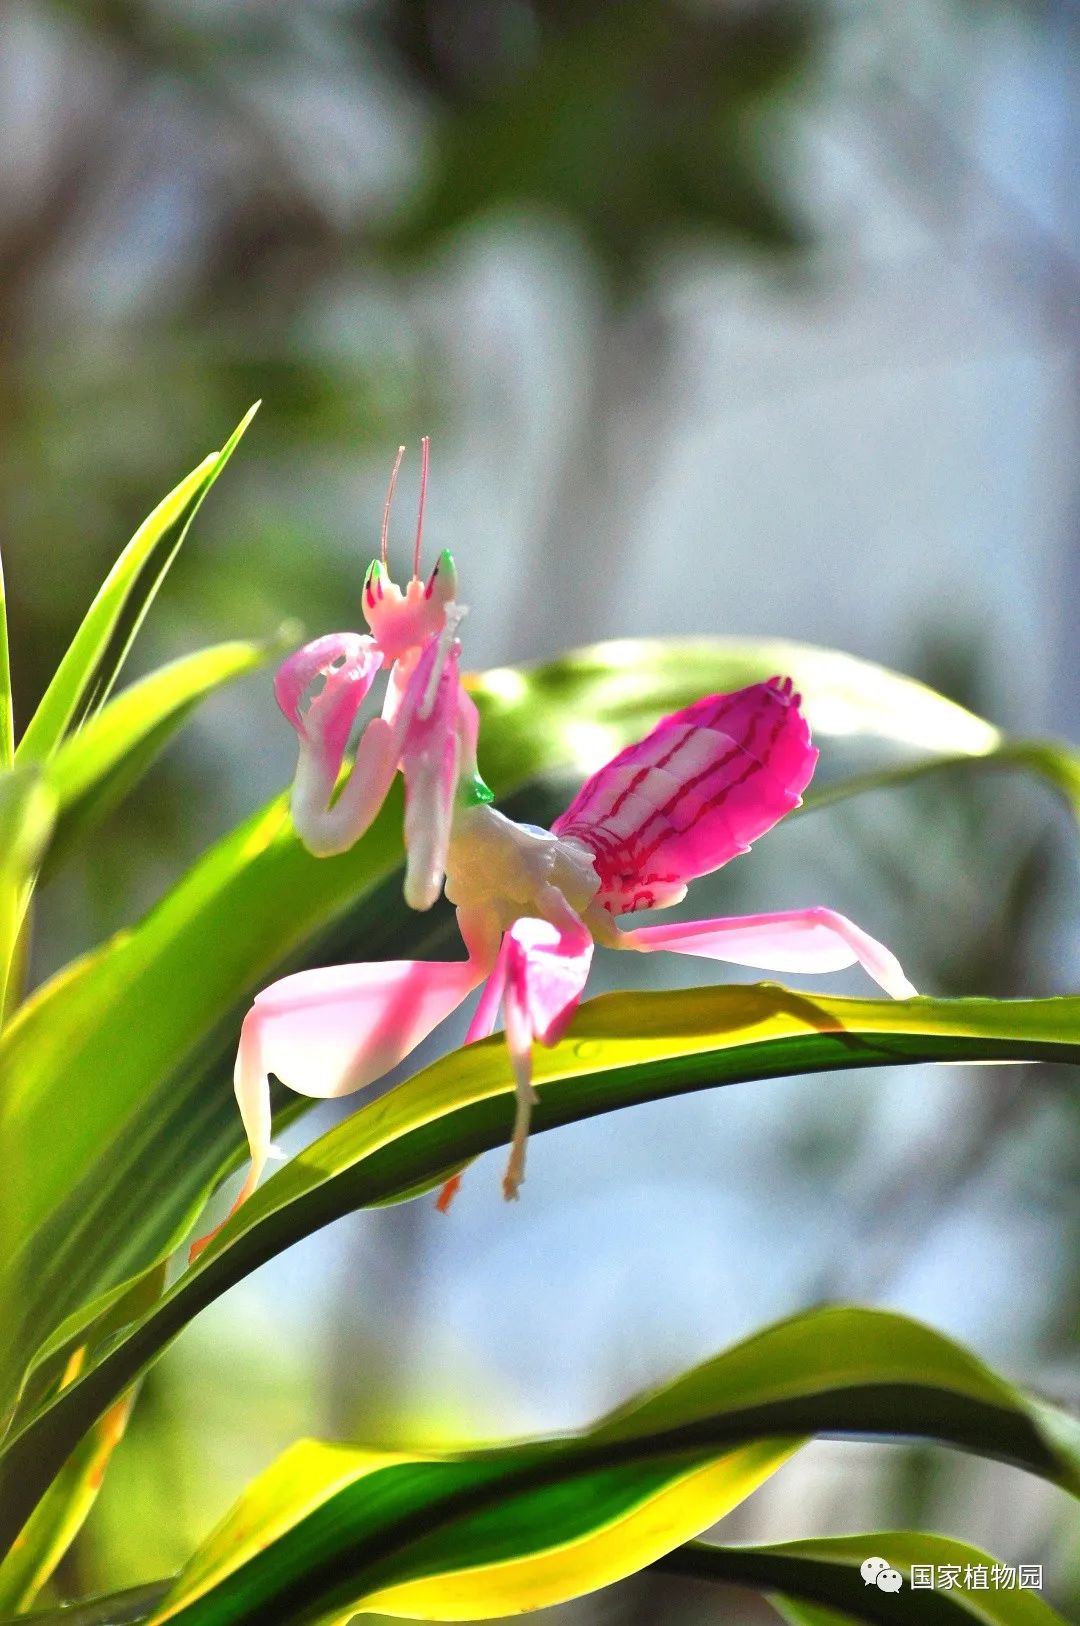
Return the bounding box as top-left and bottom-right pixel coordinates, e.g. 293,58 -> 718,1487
659,1533 -> 1069,1624
4,989 -> 1080,1551
123,1309 -> 1078,1623
0,1390 -> 134,1614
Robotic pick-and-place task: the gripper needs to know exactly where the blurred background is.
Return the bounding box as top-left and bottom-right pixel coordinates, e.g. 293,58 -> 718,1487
3,0 -> 1080,1618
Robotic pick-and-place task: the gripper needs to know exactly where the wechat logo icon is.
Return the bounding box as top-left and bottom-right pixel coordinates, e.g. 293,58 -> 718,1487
862,1556 -> 904,1593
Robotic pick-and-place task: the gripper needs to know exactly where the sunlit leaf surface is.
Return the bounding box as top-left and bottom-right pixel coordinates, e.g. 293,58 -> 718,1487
28,1308 -> 1076,1625
15,405 -> 258,766
40,638 -> 281,879
660,1531 -> 1069,1624
4,987 -> 1080,1552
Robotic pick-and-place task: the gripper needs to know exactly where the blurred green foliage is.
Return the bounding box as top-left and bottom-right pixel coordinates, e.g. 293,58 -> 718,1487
1,0 -> 818,708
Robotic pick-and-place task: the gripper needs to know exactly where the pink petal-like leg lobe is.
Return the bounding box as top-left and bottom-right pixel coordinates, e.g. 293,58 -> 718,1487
190,908 -> 500,1257
437,911 -> 595,1209
500,915 -> 594,1199
620,907 -> 917,999
553,677 -> 818,914
281,624 -> 469,873
275,633 -> 382,775
506,913 -> 594,1045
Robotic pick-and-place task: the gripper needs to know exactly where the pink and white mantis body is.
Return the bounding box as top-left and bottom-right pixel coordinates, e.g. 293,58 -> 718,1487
274,438 -> 476,911
228,672 -> 916,1222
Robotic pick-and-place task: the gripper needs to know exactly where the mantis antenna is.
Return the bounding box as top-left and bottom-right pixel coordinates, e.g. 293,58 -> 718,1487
380,444 -> 405,569
413,435 -> 430,581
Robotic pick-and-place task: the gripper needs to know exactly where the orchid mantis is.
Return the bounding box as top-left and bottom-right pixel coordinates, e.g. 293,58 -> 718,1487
211,461 -> 916,1234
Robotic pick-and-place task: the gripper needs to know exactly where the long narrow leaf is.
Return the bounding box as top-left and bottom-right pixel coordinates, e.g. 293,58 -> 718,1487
0,767 -> 57,1018
6,1530 -> 1067,1626
147,1439 -> 790,1625
3,988 -> 1080,1549
0,1582 -> 169,1626
75,1309 -> 1080,1624
465,636 -> 1004,793
658,1533 -> 1068,1624
0,546 -> 12,770
15,404 -> 257,765
13,461 -> 213,764
0,1392 -> 133,1614
0,767 -> 58,1310
81,407 -> 260,726
41,637 -> 283,879
471,638 -> 1080,833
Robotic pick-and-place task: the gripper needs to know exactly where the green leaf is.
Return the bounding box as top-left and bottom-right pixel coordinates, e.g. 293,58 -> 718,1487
0,766 -> 57,1018
0,766 -> 60,1341
0,544 -> 13,770
53,1309 -> 1080,1625
992,739 -> 1080,826
5,1531 -> 1067,1626
1,1581 -> 169,1626
659,1532 -> 1069,1625
0,1392 -> 134,1614
470,638 -> 1080,834
148,1442 -> 786,1623
15,405 -> 258,765
0,790 -> 410,1353
5,1265 -> 167,1454
773,1603 -> 871,1626
4,988 -> 1080,1549
0,768 -> 57,936
41,637 -> 284,879
799,737 -> 1080,834
465,635 -> 1004,793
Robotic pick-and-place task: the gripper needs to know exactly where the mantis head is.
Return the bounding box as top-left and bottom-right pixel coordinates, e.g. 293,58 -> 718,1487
361,437 -> 459,662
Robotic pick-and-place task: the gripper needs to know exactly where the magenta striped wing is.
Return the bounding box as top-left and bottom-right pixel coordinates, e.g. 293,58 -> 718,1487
552,676 -> 818,915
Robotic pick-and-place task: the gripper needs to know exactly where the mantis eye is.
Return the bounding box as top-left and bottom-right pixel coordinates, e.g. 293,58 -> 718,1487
425,548 -> 457,605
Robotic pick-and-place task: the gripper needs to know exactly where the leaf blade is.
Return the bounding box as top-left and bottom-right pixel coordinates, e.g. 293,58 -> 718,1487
4,988 -> 1080,1549
0,1392 -> 134,1614
82,405 -> 261,725
13,456 -> 217,765
126,1309 -> 1077,1623
658,1532 -> 1070,1625
0,544 -> 13,770
0,766 -> 57,1019
15,403 -> 257,765
41,638 -> 280,878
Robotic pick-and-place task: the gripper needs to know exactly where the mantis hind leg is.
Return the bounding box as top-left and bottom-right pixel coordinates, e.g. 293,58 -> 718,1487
616,906 -> 916,999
